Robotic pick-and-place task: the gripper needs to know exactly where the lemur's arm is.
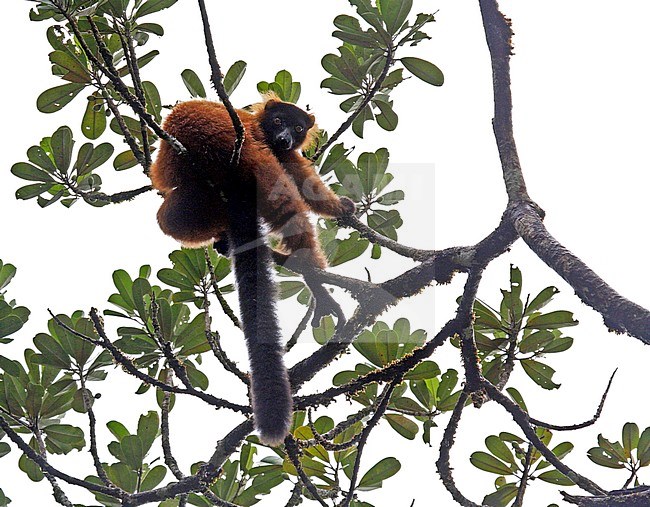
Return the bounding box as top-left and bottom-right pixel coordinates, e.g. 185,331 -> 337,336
281,152 -> 356,218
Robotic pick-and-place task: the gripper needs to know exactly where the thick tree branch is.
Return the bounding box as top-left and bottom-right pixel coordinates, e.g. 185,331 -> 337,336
479,0 -> 650,344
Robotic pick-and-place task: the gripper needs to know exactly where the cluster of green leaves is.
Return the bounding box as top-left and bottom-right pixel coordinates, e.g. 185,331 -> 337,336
322,0 -> 442,137
0,311 -> 120,481
470,389 -> 574,506
587,422 -> 650,488
323,318 -> 462,444
0,261 -> 30,344
17,0 -> 179,199
188,442 -> 283,506
250,414 -> 399,507
455,266 -> 577,390
86,412 -> 167,505
12,126 -> 114,207
105,250 -> 231,397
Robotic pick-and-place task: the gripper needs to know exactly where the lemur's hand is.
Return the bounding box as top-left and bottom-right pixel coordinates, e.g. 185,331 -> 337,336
338,196 -> 356,216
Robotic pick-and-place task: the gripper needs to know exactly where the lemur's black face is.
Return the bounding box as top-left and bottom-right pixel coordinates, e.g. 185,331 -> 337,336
260,101 -> 315,154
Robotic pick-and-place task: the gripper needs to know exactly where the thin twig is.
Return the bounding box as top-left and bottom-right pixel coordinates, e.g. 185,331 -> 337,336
340,378 -> 401,507
311,46 -> 395,162
286,298 -> 315,352
196,0 -> 245,165
529,370 -> 617,431
435,390 -> 480,507
204,248 -> 241,328
284,435 -> 329,507
337,214 -> 434,262
514,444 -> 533,507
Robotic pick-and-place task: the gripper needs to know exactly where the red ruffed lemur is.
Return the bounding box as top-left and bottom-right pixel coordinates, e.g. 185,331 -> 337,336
150,95 -> 355,445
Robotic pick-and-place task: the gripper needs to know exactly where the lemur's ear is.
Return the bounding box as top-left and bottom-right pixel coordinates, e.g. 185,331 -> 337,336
264,98 -> 280,110
307,114 -> 316,128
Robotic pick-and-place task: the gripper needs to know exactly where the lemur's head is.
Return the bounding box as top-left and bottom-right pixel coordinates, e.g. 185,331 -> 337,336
258,97 -> 316,154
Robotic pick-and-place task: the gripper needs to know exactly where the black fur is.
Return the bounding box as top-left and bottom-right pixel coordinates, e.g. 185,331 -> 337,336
224,157 -> 293,446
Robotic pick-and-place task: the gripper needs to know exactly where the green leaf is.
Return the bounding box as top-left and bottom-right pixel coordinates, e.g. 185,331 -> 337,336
137,23 -> 165,36
120,435 -> 144,470
75,142 -> 114,176
505,387 -> 528,412
538,470 -> 574,486
400,57 -> 444,86
134,0 -> 178,18
637,427 -> 650,466
521,359 -> 560,390
378,0 -> 412,34
142,81 -> 162,123
525,311 -> 578,330
357,457 -> 401,490
140,465 -> 167,491
377,189 -> 404,206
107,421 -> 130,441
137,411 -> 159,455
11,163 -> 56,183
524,286 -> 559,316
329,233 -> 369,266
313,316 -> 335,345
223,60 -> 247,96
485,435 -> 516,466
181,69 -> 207,98
622,422 -> 639,458
384,414 -> 418,440
587,446 -> 625,469
43,424 -> 85,454
113,150 -> 140,171
404,361 -> 440,380
19,451 -> 44,482
482,484 -> 518,507
0,442 -> 10,459
519,330 -> 554,354
541,336 -> 574,354
27,145 -> 57,173
49,50 -> 90,83
374,99 -> 399,131
37,83 -> 85,113
470,452 -> 513,475
81,96 -> 107,140
33,333 -> 71,369
50,126 -> 74,173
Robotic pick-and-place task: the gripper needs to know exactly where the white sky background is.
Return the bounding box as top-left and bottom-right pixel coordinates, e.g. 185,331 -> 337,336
1,1 -> 650,506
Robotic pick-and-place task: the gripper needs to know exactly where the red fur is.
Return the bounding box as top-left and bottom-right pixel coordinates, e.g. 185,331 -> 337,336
150,99 -> 352,268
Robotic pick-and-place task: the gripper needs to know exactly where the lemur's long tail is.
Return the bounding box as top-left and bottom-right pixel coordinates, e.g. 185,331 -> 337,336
226,185 -> 293,446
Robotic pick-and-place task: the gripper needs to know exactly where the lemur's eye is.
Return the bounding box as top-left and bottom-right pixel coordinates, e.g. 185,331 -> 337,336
295,125 -> 304,133
273,117 -> 281,125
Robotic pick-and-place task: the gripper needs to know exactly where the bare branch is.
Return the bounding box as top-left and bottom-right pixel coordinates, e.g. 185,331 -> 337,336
435,390 -> 481,507
340,379 -> 401,507
196,0 -> 245,165
514,444 -> 533,507
529,370 -> 617,431
337,214 -> 434,262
